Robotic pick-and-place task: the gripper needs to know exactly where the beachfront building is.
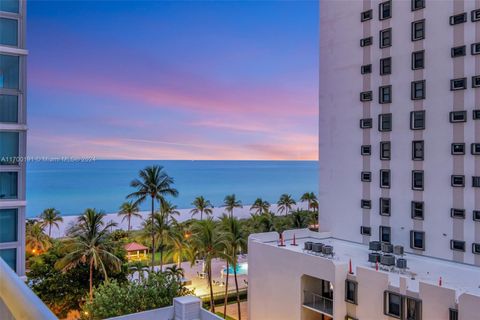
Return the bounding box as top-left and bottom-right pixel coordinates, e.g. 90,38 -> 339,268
0,0 -> 27,276
249,0 -> 480,319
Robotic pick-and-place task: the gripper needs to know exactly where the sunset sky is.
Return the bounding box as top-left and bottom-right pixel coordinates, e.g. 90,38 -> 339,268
27,1 -> 319,160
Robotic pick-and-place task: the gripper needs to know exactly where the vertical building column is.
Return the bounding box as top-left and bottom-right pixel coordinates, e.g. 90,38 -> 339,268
475,0 -> 480,267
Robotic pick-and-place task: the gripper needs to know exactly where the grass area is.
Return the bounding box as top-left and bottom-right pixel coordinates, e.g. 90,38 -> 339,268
215,312 -> 236,320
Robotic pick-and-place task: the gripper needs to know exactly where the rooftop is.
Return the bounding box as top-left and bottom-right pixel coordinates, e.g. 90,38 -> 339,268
251,229 -> 480,298
124,242 -> 148,252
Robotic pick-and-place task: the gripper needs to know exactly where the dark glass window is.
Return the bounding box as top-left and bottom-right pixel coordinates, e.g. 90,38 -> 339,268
380,57 -> 392,75
0,249 -> 16,271
379,1 -> 392,20
379,85 -> 392,104
451,143 -> 465,155
451,46 -> 466,57
473,9 -> 480,22
380,28 -> 392,48
361,145 -> 371,156
360,118 -> 373,129
412,171 -> 424,190
471,143 -> 480,155
380,197 -> 391,215
412,50 -> 424,70
450,111 -> 467,123
472,76 -> 480,88
473,176 -> 480,188
449,308 -> 458,320
411,201 -> 424,220
410,231 -> 425,250
361,171 -> 372,182
378,113 -> 392,132
411,80 -> 425,100
0,208 -> 17,243
0,95 -> 18,123
0,18 -> 18,47
411,0 -> 425,11
450,240 -> 465,252
472,43 -> 480,55
380,226 -> 391,243
345,280 -> 357,304
450,78 -> 467,91
451,208 -> 466,219
474,210 -> 480,221
0,54 -> 19,90
0,0 -> 19,13
360,226 -> 371,236
380,141 -> 391,160
450,13 -> 467,25
384,291 -> 401,317
361,9 -> 373,22
473,110 -> 480,120
380,170 -> 390,189
451,175 -> 465,187
411,20 -> 425,41
0,172 -> 18,199
412,140 -> 424,160
473,243 -> 480,254
361,64 -> 372,74
405,297 -> 422,320
361,199 -> 371,209
410,111 -> 425,130
360,91 -> 373,101
360,37 -> 373,47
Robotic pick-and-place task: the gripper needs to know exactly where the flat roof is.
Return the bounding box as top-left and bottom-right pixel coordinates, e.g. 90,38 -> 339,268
259,233 -> 480,297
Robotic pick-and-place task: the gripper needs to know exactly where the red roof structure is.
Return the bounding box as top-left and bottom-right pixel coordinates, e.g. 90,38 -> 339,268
124,242 -> 148,252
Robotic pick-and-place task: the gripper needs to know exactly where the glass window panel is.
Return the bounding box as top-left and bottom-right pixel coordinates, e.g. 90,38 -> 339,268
0,132 -> 19,165
0,209 -> 17,242
0,248 -> 16,271
0,95 -> 18,123
0,172 -> 18,199
0,54 -> 20,90
0,18 -> 18,46
0,0 -> 19,13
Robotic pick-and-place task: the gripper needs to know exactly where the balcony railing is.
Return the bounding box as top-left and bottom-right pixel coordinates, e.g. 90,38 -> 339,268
0,257 -> 57,320
303,290 -> 333,316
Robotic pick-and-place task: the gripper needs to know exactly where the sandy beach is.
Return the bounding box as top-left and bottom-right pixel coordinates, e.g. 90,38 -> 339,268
46,203 -> 308,238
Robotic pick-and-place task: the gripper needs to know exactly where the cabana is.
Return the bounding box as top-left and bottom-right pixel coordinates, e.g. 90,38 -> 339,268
124,242 -> 148,261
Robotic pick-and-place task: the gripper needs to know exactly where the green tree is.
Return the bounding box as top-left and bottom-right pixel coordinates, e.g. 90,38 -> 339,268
127,165 -> 178,270
277,194 -> 296,215
142,211 -> 177,271
118,201 -> 141,232
290,210 -> 310,229
164,264 -> 185,280
55,209 -> 122,302
26,220 -> 52,255
250,198 -> 270,215
190,196 -> 214,220
223,194 -> 242,218
39,208 -> 63,237
160,200 -> 180,223
300,192 -> 318,212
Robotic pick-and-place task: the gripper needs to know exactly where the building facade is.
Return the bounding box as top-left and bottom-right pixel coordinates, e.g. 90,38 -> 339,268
0,0 -> 27,276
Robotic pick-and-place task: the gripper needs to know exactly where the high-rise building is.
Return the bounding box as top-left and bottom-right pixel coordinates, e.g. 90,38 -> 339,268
248,1 -> 480,319
0,0 -> 27,276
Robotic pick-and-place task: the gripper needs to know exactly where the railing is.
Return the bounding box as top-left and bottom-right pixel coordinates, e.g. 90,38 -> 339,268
303,290 -> 333,316
0,258 -> 57,320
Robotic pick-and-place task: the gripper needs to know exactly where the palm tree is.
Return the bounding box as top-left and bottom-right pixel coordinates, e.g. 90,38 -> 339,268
167,224 -> 189,267
26,221 -> 52,254
118,201 -> 141,232
39,208 -> 63,237
142,211 -> 176,272
189,218 -> 226,313
300,192 -> 318,212
221,215 -> 247,320
250,198 -> 270,215
190,196 -> 214,220
127,165 -> 178,270
290,209 -> 309,229
310,199 -> 319,213
160,200 -> 180,223
223,194 -> 242,218
165,264 -> 184,280
277,194 -> 296,215
55,209 -> 121,301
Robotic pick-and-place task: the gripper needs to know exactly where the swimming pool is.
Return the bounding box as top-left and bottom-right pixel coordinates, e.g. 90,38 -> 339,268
222,262 -> 248,276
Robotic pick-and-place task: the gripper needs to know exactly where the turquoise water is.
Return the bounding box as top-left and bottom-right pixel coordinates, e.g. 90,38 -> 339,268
223,262 -> 248,275
26,160 -> 318,218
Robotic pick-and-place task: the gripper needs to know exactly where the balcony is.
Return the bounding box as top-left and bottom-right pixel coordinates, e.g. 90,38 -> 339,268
303,290 -> 333,316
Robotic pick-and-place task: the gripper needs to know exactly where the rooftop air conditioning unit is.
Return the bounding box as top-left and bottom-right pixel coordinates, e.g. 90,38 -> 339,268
174,296 -> 201,320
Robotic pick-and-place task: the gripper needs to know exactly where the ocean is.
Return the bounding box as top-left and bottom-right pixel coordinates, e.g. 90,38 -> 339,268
26,160 -> 318,218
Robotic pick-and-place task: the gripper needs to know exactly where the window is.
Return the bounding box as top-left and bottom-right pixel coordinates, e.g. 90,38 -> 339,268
473,176 -> 480,187
472,143 -> 480,155
0,95 -> 18,123
360,37 -> 373,47
451,175 -> 465,187
380,226 -> 391,243
473,110 -> 480,120
360,91 -> 373,101
450,240 -> 465,252
379,113 -> 392,132
449,111 -> 467,123
380,197 -> 391,215
345,316 -> 358,320
473,76 -> 480,88
471,42 -> 480,55
411,0 -> 425,11
449,308 -> 458,320
410,111 -> 425,130
380,141 -> 391,160
451,45 -> 466,57
361,199 -> 371,209
361,171 -> 372,182
412,171 -> 424,190
380,57 -> 392,75
361,9 -> 373,22
384,291 -> 402,318
411,20 -> 425,41
411,80 -> 425,100
473,243 -> 480,254
0,54 -> 19,90
379,1 -> 392,20
412,140 -> 424,160
0,172 -> 18,199
0,249 -> 16,271
380,28 -> 392,48
451,208 -> 466,219
473,9 -> 480,22
405,297 -> 422,320
450,13 -> 467,25
360,118 -> 373,129
360,226 -> 371,236
412,50 -> 425,70
451,143 -> 465,155
0,208 -> 17,243
474,210 -> 480,221
379,85 -> 392,104
450,78 -> 467,91
361,145 -> 371,156
345,280 -> 357,304
410,231 -> 425,250
0,132 -> 19,165
0,0 -> 19,13
0,18 -> 18,47
411,201 -> 424,220
361,64 -> 372,74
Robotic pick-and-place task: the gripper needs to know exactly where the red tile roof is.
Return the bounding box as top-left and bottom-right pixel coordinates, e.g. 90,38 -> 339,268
124,242 -> 148,252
